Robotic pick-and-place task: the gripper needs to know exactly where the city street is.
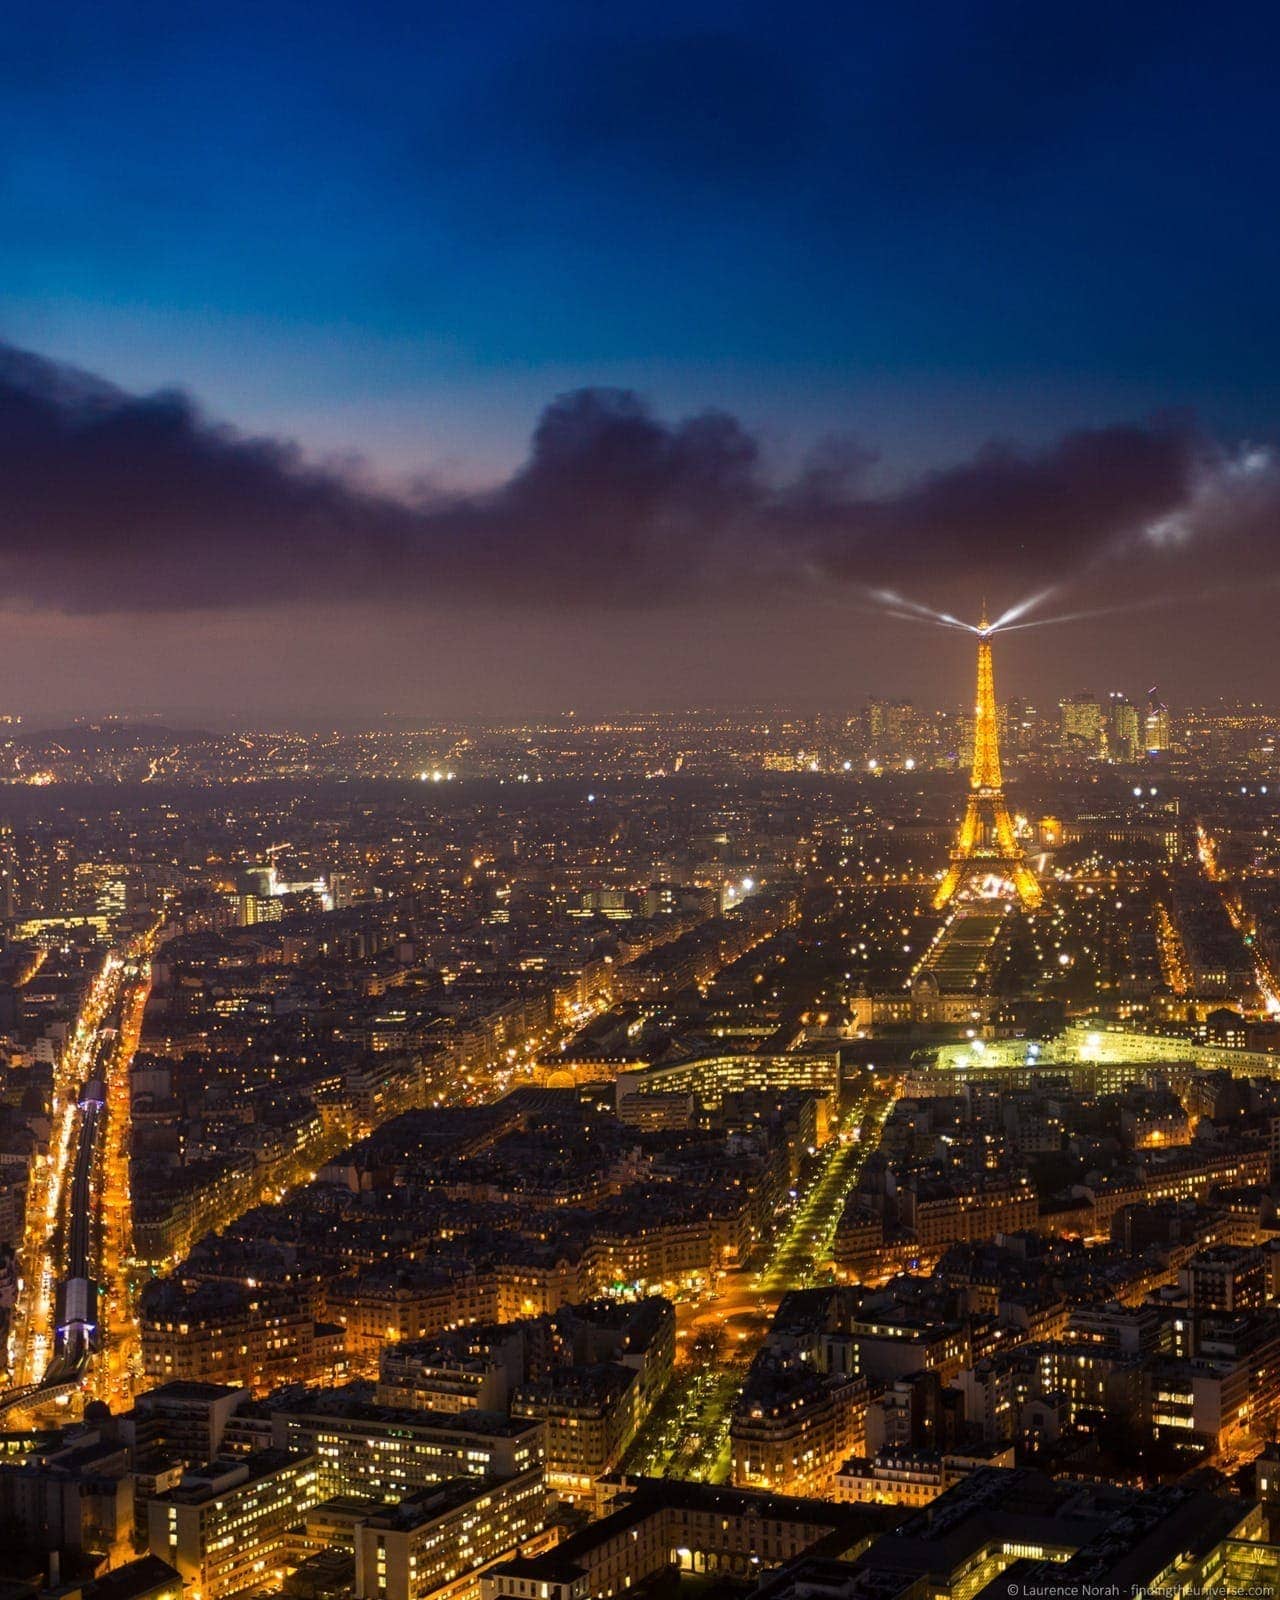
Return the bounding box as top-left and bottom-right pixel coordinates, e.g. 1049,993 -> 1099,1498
629,1077 -> 897,1483
2,939 -> 153,1418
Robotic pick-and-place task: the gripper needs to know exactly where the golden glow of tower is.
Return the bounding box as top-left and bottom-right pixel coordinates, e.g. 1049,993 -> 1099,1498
934,609 -> 1043,910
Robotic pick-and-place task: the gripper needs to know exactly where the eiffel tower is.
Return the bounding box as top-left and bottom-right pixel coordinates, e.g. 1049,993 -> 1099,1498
934,609 -> 1043,910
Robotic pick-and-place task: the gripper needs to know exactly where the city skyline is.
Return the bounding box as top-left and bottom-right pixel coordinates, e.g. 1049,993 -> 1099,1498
0,680 -> 1243,735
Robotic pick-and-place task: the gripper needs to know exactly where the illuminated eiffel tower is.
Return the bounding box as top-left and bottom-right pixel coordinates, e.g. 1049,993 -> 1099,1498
934,608 -> 1043,911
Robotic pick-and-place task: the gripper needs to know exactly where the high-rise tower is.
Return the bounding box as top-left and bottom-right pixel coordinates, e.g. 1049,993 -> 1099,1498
934,612 -> 1042,910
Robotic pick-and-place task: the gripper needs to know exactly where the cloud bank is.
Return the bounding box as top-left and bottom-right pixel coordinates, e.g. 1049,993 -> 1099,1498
0,341 -> 1274,616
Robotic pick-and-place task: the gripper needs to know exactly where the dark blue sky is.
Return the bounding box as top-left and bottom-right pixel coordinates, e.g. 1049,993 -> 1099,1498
2,0 -> 1280,716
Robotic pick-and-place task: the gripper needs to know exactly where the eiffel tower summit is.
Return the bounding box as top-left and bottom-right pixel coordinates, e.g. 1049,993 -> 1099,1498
934,607 -> 1043,911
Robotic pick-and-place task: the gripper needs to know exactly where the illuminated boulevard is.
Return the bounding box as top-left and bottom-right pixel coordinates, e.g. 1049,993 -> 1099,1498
627,1075 -> 897,1482
1199,820 -> 1280,1014
1,938 -> 154,1421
